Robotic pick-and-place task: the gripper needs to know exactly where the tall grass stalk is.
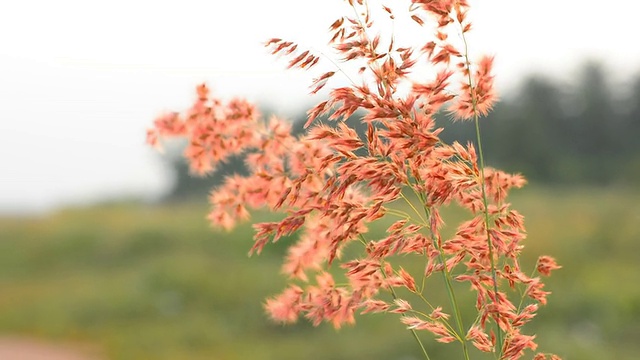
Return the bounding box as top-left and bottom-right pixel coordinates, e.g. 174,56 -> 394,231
147,1 -> 562,359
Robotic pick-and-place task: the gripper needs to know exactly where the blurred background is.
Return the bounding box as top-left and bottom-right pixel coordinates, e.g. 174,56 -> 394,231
1,0 -> 639,359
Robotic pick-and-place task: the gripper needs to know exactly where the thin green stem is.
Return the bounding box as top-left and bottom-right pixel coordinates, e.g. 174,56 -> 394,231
460,26 -> 504,357
387,284 -> 432,360
414,293 -> 460,340
406,315 -> 433,360
411,188 -> 433,295
357,235 -> 432,360
400,192 -> 428,225
385,208 -> 415,222
423,204 -> 471,360
516,264 -> 541,312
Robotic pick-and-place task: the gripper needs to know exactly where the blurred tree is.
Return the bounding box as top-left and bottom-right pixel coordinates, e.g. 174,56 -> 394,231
499,75 -> 572,182
162,150 -> 248,203
627,75 -> 640,140
566,61 -> 621,184
619,74 -> 640,181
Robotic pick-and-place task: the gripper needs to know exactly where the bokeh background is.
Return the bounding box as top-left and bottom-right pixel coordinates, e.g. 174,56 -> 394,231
1,1 -> 639,359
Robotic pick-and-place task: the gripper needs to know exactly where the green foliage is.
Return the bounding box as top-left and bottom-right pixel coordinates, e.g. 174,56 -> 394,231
0,187 -> 638,359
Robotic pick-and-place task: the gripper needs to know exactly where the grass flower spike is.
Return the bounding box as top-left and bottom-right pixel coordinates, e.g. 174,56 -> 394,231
147,1 -> 561,359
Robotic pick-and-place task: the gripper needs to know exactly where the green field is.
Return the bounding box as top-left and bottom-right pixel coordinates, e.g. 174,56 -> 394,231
0,186 -> 638,359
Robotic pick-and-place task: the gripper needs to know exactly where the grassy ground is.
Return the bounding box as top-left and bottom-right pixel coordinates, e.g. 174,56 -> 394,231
0,186 -> 638,359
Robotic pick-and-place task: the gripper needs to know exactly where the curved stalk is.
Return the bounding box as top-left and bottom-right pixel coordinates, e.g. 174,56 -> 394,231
460,26 -> 504,358
423,205 -> 471,360
358,234 -> 432,360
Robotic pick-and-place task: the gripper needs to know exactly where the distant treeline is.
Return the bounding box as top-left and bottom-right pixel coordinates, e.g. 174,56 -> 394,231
442,61 -> 640,185
162,61 -> 639,202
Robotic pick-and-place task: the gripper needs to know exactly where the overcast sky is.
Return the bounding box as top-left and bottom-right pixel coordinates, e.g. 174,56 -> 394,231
1,0 -> 639,215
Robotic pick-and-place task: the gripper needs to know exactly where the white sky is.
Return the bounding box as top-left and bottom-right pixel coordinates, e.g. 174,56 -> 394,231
1,0 -> 639,215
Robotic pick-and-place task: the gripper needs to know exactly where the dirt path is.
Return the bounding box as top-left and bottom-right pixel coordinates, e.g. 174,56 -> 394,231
0,337 -> 102,360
